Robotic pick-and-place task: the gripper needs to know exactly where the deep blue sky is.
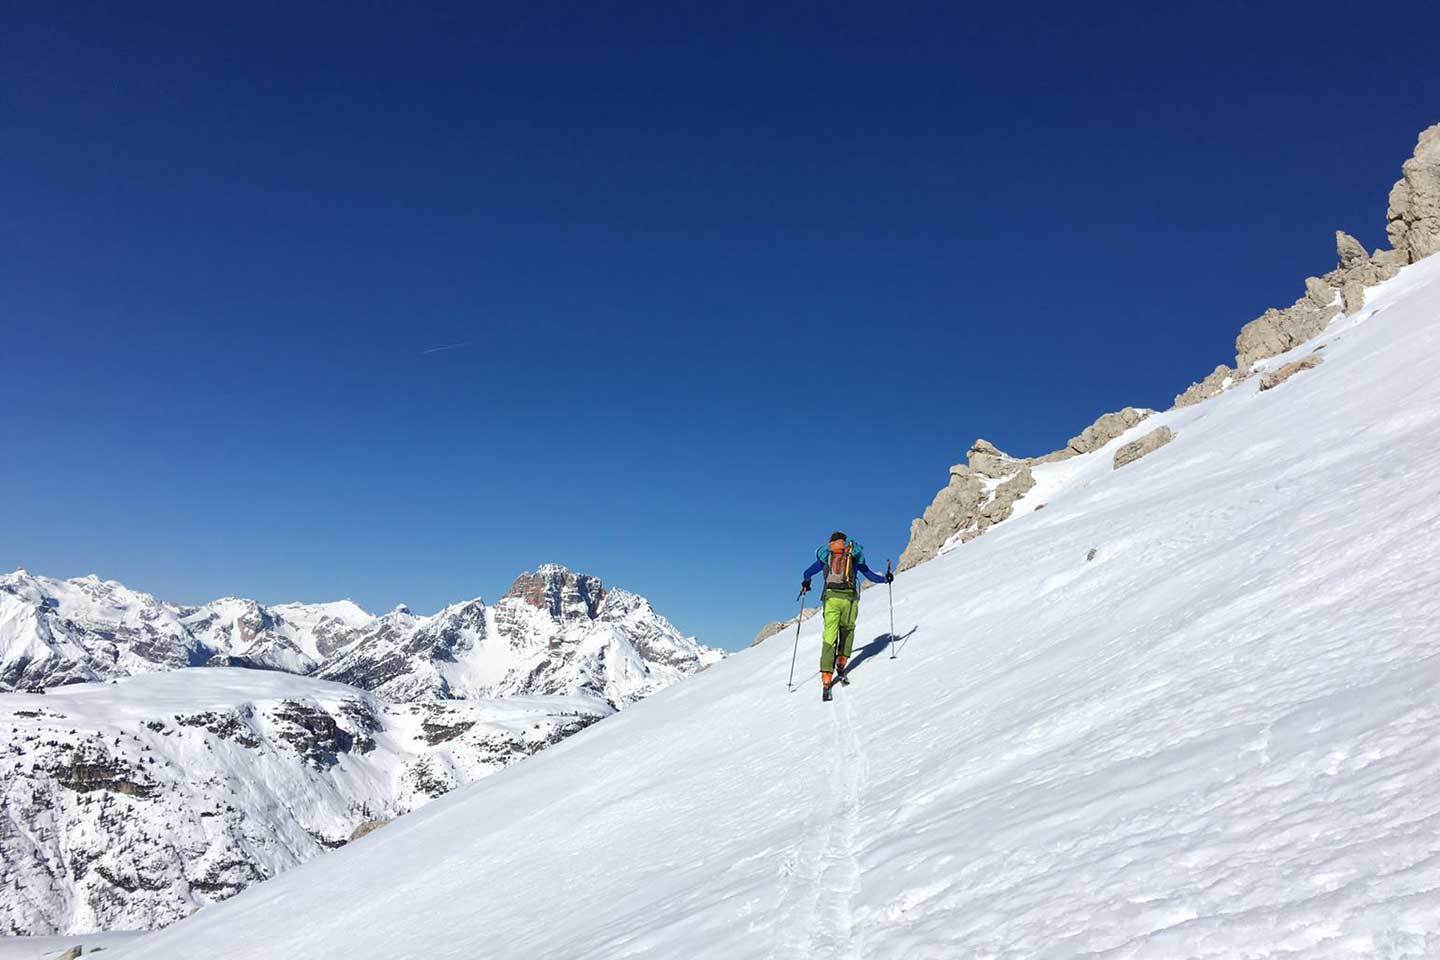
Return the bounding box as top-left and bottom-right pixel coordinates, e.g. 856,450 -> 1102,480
3,2 -> 1436,649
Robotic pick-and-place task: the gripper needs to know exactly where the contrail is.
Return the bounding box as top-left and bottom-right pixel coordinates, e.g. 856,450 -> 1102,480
421,340 -> 473,355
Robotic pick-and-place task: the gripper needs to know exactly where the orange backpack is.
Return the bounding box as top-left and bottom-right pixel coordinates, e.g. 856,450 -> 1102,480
823,539 -> 856,591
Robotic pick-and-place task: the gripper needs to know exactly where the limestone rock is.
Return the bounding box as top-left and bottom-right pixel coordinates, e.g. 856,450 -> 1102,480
1372,248 -> 1407,282
1335,230 -> 1370,270
1304,276 -> 1334,308
1235,297 -> 1339,371
752,622 -> 786,646
59,949 -> 83,960
1386,123 -> 1440,264
898,437 -> 1044,571
1113,426 -> 1175,470
1259,354 -> 1324,391
976,467 -> 1036,534
1066,407 -> 1153,455
967,438 -> 1021,479
1173,365 -> 1238,409
898,467 -> 989,571
1341,280 -> 1365,314
970,439 -> 1004,457
349,819 -> 390,842
752,607 -> 817,646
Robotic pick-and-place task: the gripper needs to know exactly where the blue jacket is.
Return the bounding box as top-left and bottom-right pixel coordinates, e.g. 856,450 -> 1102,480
804,542 -> 887,587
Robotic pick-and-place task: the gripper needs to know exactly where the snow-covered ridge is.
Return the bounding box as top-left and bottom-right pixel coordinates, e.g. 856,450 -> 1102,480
96,242 -> 1440,960
0,564 -> 721,706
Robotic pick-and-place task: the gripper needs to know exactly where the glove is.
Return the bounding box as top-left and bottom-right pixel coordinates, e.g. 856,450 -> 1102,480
800,580 -> 811,594
885,571 -> 894,584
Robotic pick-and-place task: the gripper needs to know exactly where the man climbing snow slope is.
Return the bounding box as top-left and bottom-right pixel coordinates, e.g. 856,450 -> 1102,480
802,531 -> 893,701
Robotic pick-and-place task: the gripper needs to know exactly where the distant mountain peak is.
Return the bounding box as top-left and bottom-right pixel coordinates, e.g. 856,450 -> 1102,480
503,564 -> 605,621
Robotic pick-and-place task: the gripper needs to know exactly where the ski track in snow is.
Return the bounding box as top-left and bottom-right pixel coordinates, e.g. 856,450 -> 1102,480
41,253 -> 1440,959
773,688 -> 868,960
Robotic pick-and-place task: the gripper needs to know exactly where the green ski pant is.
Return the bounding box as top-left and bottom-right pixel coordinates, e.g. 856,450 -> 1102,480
821,593 -> 859,672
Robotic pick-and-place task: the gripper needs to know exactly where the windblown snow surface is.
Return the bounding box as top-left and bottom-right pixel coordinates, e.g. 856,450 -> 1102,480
84,256 -> 1440,957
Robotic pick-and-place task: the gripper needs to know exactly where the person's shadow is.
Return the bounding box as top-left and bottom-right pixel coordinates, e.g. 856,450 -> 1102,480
845,626 -> 919,677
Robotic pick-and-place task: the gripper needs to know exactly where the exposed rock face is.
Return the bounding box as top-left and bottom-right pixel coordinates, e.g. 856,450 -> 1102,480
1067,407 -> 1154,455
1335,230 -> 1370,269
1234,296 -> 1340,372
1387,123 -> 1440,264
1223,126 -> 1440,376
503,566 -> 605,621
966,438 -> 1018,478
1372,247 -> 1407,282
1114,427 -> 1175,470
1173,365 -> 1239,408
1318,232 -> 1378,316
898,441 -> 1034,571
752,606 -> 818,646
1304,276 -> 1333,307
1259,354 -> 1324,391
976,467 -> 1036,534
349,819 -> 389,841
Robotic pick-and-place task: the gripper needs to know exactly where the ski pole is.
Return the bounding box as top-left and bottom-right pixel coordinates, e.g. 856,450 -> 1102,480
786,590 -> 807,691
887,559 -> 897,659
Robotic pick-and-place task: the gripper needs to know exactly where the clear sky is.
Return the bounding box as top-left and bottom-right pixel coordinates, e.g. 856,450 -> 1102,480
4,2 -> 1436,650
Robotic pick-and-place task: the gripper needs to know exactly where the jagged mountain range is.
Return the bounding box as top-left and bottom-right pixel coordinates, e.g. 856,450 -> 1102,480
0,564 -> 722,706
0,563 -> 721,936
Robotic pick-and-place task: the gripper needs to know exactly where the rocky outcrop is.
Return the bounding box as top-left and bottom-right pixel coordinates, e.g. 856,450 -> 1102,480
976,467 -> 1036,533
966,438 -> 1019,478
1224,125 -> 1440,376
1065,408 -> 1154,455
1173,365 -> 1239,408
1387,123 -> 1440,264
1114,427 -> 1175,469
349,819 -> 389,842
888,125 -> 1440,581
752,607 -> 818,646
1259,354 -> 1324,391
1235,296 -> 1339,372
1335,229 -> 1369,269
1371,248 -> 1407,283
898,441 -> 1036,571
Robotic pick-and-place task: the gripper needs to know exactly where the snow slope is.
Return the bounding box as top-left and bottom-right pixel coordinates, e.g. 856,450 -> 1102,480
86,255 -> 1440,956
